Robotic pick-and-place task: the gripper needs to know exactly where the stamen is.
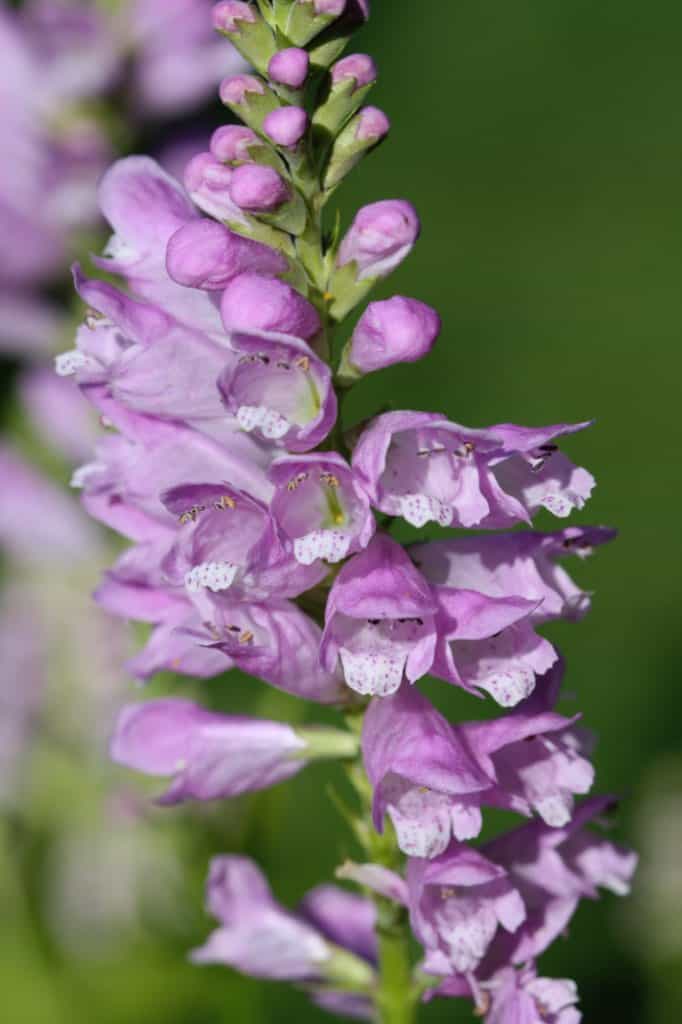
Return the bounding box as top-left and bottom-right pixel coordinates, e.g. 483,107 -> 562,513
287,472 -> 309,492
213,495 -> 236,511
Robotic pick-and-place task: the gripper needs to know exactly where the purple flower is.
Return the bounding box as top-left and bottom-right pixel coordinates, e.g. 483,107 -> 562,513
166,219 -> 288,290
477,798 -> 638,970
407,843 -> 526,975
110,698 -> 306,803
300,885 -> 377,964
217,327 -> 337,451
192,856 -> 332,979
345,296 -> 440,375
61,268 -> 233,428
220,272 -> 321,340
484,967 -> 581,1024
352,413 -> 595,529
160,481 -> 323,600
320,533 -> 437,696
269,452 -> 375,565
185,594 -> 348,704
93,156 -> 222,333
267,47 -> 309,88
300,885 -> 377,1021
74,412 -> 272,546
362,686 -> 492,857
411,527 -> 617,624
337,200 -> 420,281
461,664 -> 595,827
431,586 -> 557,707
192,856 -> 376,994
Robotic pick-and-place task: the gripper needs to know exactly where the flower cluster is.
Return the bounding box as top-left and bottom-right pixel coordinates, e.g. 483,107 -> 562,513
60,2 -> 636,1020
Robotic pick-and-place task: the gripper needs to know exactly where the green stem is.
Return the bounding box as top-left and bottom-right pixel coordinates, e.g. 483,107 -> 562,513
373,897 -> 416,1024
344,752 -> 418,1024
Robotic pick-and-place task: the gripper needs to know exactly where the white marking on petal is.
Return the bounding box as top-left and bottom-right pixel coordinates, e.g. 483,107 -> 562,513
478,664 -> 536,707
293,530 -> 351,566
184,561 -> 238,593
540,492 -> 576,517
399,493 -> 453,528
435,897 -> 498,973
383,776 -> 453,859
533,792 -> 573,827
55,350 -> 95,376
237,405 -> 289,439
339,648 -> 405,697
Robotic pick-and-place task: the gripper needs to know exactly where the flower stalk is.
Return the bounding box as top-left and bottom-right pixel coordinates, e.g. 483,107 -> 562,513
60,2 -> 636,1022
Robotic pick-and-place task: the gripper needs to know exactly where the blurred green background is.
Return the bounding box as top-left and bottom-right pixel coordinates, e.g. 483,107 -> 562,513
2,1 -> 681,1021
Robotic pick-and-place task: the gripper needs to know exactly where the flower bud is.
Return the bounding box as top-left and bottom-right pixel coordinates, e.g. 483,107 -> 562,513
268,47 -> 310,89
308,4 -> 372,70
284,0 -> 346,47
210,124 -> 288,177
110,699 -> 308,804
184,152 -> 248,224
220,272 -> 321,340
263,106 -> 309,148
323,106 -> 389,189
332,53 -> 377,90
166,220 -> 288,290
212,1 -> 276,75
210,124 -> 259,163
328,200 -> 420,320
313,54 -> 377,135
338,200 -> 420,279
219,73 -> 278,133
340,296 -> 440,379
229,163 -> 290,212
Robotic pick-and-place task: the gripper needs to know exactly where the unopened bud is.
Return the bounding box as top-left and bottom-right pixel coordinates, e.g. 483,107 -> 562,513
313,54 -> 377,136
220,272 -> 321,340
267,47 -> 310,89
308,1 -> 371,68
323,106 -> 389,189
338,199 -> 419,280
166,220 -> 288,290
284,0 -> 346,47
229,163 -> 291,212
340,296 -> 441,380
212,1 -> 276,75
210,125 -> 259,163
332,53 -> 377,90
329,200 -> 420,319
219,73 -> 278,133
210,124 -> 288,177
184,152 -> 248,225
263,106 -> 309,148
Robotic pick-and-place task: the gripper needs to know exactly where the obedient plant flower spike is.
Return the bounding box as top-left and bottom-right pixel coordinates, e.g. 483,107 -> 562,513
61,2 -> 633,1022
